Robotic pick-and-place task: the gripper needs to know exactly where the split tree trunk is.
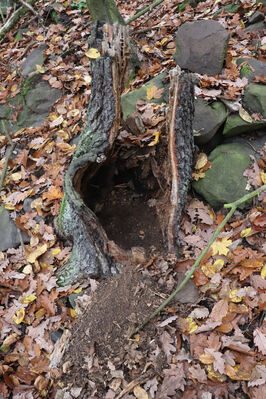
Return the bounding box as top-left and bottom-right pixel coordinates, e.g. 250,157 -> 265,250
56,24 -> 194,286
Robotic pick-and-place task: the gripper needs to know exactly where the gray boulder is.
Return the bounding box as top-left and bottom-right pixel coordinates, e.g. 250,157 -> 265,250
193,98 -> 227,145
237,58 -> 266,83
21,44 -> 48,77
175,20 -> 229,75
0,206 -> 29,251
193,142 -> 255,209
242,84 -> 266,119
223,115 -> 266,137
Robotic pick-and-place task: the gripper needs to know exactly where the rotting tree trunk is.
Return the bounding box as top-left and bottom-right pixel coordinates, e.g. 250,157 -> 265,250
56,28 -> 194,287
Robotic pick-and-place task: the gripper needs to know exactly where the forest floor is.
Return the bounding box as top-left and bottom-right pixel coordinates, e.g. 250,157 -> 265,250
0,0 -> 265,398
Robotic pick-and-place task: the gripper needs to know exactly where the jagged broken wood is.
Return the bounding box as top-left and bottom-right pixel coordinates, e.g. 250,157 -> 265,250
56,23 -> 194,286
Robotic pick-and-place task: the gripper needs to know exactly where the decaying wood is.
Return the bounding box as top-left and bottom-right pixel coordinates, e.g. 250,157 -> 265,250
166,67 -> 194,253
57,24 -> 194,286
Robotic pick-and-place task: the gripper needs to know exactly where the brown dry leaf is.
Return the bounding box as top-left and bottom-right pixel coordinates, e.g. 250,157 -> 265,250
42,187 -> 63,203
27,244 -> 47,264
253,328 -> 266,355
195,153 -> 208,170
146,85 -> 164,100
210,299 -> 228,322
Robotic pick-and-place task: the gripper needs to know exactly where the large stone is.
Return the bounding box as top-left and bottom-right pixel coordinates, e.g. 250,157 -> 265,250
193,98 -> 227,145
21,44 -> 48,77
237,58 -> 266,83
121,71 -> 168,119
0,75 -> 62,133
0,206 -> 29,251
242,84 -> 266,119
222,115 -> 266,137
193,143 -> 254,209
24,80 -> 62,115
175,20 -> 229,75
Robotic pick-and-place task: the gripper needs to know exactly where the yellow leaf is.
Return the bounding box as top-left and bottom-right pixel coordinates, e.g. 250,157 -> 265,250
128,334 -> 140,342
240,227 -> 251,238
186,317 -> 198,333
192,171 -> 205,181
27,244 -> 47,263
195,153 -> 208,170
148,131 -> 161,146
70,308 -> 76,318
199,353 -> 214,365
74,287 -> 82,294
260,171 -> 266,184
36,64 -> 46,73
85,48 -> 101,59
10,172 -> 22,181
21,294 -> 37,304
239,106 -> 253,123
11,84 -> 18,92
4,203 -> 15,210
206,365 -> 226,382
13,308 -> 25,324
261,264 -> 266,279
202,259 -> 224,277
229,290 -> 243,303
22,264 -> 32,274
36,34 -> 44,41
52,248 -> 61,256
211,237 -> 232,256
133,385 -> 148,399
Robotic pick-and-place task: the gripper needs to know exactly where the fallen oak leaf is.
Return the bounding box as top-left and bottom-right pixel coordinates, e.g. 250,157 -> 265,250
27,244 -> 47,264
210,299 -> 228,322
146,85 -> 164,100
253,328 -> 266,355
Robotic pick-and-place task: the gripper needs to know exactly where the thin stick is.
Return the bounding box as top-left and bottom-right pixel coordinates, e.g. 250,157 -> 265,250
125,0 -> 165,25
0,131 -> 15,192
131,184 -> 266,336
17,0 -> 38,16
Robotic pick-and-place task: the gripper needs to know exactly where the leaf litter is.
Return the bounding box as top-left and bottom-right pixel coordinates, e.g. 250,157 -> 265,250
0,0 -> 266,398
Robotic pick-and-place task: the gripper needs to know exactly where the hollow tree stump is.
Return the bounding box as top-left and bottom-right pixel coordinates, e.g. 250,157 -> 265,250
56,23 -> 194,286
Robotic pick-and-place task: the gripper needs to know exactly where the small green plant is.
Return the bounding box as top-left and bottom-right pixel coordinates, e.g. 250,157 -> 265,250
71,0 -> 87,10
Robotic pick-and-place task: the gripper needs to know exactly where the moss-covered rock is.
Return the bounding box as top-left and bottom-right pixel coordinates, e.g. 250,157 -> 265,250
222,115 -> 265,137
121,71 -> 168,119
193,143 -> 254,209
242,84 -> 266,118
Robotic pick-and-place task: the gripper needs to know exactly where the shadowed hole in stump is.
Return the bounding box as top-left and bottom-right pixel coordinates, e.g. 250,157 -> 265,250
81,144 -> 166,254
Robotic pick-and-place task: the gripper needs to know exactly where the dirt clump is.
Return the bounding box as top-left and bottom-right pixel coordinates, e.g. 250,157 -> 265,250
58,264 -> 166,394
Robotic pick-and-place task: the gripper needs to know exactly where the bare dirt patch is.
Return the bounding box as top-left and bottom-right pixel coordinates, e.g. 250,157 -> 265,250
58,264 -> 168,395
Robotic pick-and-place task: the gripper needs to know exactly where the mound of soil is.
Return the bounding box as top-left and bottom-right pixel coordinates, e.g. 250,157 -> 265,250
57,264 -> 167,395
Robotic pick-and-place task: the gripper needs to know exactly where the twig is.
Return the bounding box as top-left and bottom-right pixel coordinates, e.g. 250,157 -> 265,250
131,24 -> 171,35
131,184 -> 266,336
16,0 -> 38,16
0,0 -> 39,41
0,131 -> 15,192
125,0 -> 165,25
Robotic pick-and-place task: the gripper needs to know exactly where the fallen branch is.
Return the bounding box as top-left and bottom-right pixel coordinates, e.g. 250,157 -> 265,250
125,0 -> 165,25
17,0 -> 39,17
132,184 -> 266,336
0,0 -> 38,41
0,131 -> 15,192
